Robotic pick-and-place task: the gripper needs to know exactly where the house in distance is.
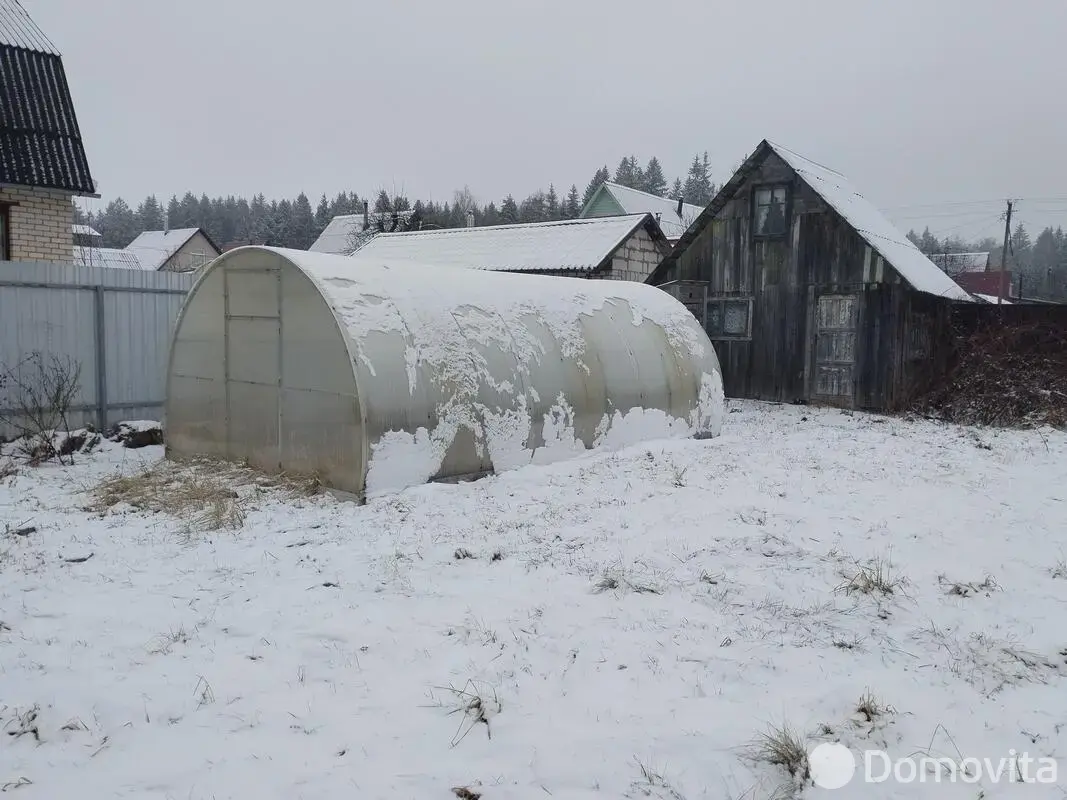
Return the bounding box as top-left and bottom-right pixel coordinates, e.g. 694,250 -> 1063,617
581,182 -> 705,245
348,214 -> 670,281
125,227 -> 221,272
649,139 -> 973,412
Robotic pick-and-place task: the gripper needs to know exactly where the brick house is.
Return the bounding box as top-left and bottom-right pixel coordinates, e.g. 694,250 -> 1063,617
0,0 -> 96,263
346,214 -> 670,281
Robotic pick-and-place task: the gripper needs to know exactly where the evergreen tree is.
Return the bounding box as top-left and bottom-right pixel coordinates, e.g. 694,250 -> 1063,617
643,157 -> 667,197
906,229 -> 922,248
373,189 -> 393,214
564,184 -> 581,219
136,196 -> 164,231
613,156 -> 644,190
250,194 -> 270,244
166,195 -> 181,228
314,194 -> 330,234
481,201 -> 501,227
500,195 -> 520,224
682,152 -> 714,206
97,198 -> 139,247
1009,223 -> 1032,275
918,227 -> 940,254
669,178 -> 683,201
290,193 -> 316,249
519,191 -> 547,223
546,184 -> 560,220
583,166 -> 611,206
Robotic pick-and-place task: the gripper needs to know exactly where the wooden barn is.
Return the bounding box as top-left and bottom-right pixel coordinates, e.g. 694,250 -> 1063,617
648,140 -> 974,411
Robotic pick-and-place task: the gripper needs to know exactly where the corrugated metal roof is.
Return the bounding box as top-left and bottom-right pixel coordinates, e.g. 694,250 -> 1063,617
586,182 -> 704,240
0,3 -> 95,194
73,246 -> 143,271
310,211 -> 417,255
0,0 -> 58,54
72,223 -> 101,237
348,215 -> 655,273
125,228 -> 201,270
768,142 -> 973,301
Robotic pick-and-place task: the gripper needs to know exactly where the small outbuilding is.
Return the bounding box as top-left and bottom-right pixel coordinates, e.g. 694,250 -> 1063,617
648,140 -> 973,411
581,182 -> 705,245
348,214 -> 670,282
165,247 -> 723,500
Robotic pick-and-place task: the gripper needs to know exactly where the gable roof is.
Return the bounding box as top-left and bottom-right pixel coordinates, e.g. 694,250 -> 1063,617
347,214 -> 665,274
651,140 -> 973,301
73,246 -> 143,271
125,228 -> 220,271
0,0 -> 95,195
310,211 -> 417,255
582,182 -> 705,240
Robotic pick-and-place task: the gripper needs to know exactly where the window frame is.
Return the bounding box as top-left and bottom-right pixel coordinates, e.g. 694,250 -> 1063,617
0,202 -> 12,261
705,296 -> 754,340
751,182 -> 791,239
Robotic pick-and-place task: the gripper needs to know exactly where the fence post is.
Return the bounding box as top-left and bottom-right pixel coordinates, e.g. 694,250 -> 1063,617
93,286 -> 107,431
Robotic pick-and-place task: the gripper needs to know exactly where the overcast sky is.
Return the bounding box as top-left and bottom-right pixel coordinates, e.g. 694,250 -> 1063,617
27,0 -> 1067,240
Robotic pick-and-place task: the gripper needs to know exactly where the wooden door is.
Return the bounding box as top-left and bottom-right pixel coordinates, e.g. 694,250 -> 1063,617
811,293 -> 857,407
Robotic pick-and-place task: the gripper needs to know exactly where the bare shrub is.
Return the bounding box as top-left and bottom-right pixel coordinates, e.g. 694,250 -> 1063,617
430,679 -> 501,747
0,353 -> 82,465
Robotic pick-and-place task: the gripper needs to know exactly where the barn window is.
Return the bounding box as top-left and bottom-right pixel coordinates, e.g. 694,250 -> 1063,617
753,185 -> 789,237
706,297 -> 752,339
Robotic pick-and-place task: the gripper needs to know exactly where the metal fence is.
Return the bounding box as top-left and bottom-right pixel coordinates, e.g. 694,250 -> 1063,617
0,260 -> 195,439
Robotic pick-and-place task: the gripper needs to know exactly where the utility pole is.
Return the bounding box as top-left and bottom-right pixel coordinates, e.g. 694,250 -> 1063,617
998,200 -> 1013,306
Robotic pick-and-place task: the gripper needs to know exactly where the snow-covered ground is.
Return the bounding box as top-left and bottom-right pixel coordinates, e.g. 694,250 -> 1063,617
2,402 -> 1066,799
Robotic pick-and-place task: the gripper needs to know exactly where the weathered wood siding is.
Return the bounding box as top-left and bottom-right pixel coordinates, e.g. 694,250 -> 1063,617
659,151 -> 950,411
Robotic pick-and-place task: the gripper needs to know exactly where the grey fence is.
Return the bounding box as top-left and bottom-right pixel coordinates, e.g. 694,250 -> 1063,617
0,260 -> 195,439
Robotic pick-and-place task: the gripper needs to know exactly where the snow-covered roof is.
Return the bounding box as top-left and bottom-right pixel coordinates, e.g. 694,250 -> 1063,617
585,182 -> 704,240
72,224 -> 101,238
125,228 -> 203,271
768,142 -> 973,301
927,252 -> 990,275
972,293 -> 1012,305
73,246 -> 144,271
309,212 -> 417,255
0,0 -> 59,54
347,215 -> 659,274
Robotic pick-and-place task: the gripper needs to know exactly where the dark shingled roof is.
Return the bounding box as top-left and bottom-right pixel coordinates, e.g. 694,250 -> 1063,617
0,0 -> 95,195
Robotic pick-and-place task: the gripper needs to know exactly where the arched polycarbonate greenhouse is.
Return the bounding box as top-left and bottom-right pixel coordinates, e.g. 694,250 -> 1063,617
164,246 -> 724,501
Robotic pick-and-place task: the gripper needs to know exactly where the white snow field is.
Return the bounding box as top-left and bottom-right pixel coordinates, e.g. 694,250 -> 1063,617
2,402 -> 1066,800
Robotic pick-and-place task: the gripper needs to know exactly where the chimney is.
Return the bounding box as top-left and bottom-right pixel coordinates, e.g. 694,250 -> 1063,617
163,210 -> 169,235
466,209 -> 475,228
676,197 -> 684,218
363,200 -> 370,231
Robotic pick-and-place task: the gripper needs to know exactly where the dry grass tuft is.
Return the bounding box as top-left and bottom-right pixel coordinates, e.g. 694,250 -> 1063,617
745,723 -> 811,785
631,758 -> 687,799
938,574 -> 1000,597
855,690 -> 893,722
836,555 -> 907,598
88,459 -> 258,533
1050,559 -> 1067,580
